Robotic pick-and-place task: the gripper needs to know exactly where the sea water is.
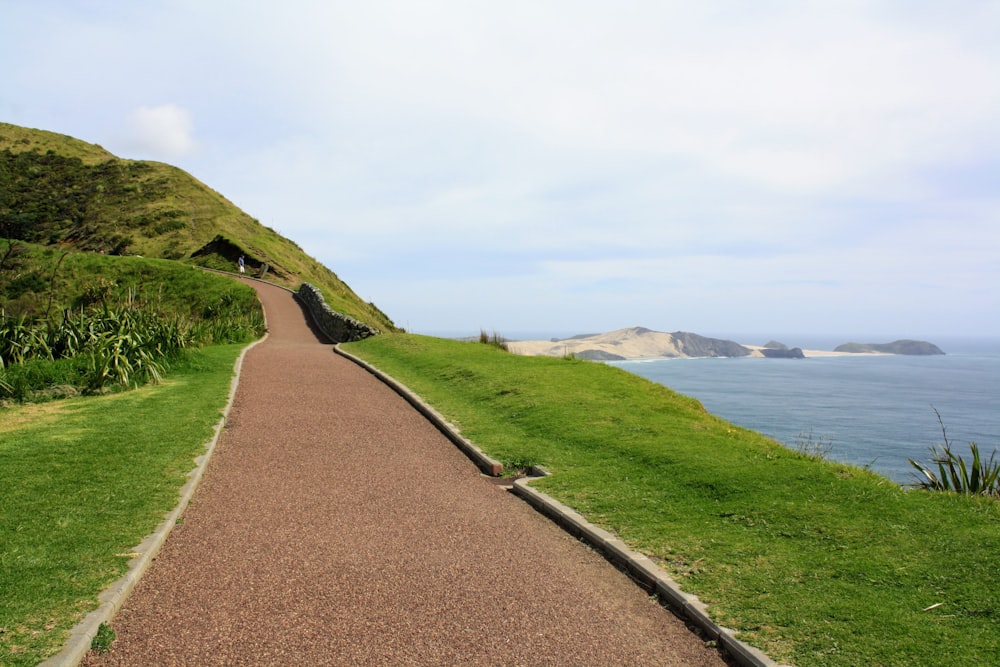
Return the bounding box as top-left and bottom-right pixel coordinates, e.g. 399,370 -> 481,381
609,338 -> 1000,485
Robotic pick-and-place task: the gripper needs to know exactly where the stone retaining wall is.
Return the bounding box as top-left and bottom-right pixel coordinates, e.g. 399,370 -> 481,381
296,283 -> 380,343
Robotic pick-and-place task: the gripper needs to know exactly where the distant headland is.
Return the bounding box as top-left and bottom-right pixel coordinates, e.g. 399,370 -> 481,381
507,328 -> 945,361
833,340 -> 945,355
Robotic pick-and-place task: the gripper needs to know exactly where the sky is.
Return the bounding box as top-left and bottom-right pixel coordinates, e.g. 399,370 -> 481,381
3,1 -> 999,342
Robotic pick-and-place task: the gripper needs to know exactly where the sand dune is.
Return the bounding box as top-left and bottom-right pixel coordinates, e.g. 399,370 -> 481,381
507,327 -> 864,360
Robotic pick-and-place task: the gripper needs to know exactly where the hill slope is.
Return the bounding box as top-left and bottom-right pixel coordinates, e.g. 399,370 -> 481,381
0,122 -> 395,331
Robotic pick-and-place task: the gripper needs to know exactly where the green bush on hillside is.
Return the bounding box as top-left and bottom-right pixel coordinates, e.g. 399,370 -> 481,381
0,300 -> 262,401
0,306 -> 182,399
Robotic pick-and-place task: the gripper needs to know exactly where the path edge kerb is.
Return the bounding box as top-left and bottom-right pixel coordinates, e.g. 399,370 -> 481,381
41,329 -> 270,667
333,345 -> 503,476
332,345 -> 787,667
510,480 -> 787,667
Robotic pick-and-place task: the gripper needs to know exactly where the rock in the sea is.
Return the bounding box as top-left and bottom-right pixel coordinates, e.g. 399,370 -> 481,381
760,347 -> 805,358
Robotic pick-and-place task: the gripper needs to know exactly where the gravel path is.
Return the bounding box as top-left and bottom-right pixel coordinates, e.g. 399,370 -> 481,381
82,279 -> 726,666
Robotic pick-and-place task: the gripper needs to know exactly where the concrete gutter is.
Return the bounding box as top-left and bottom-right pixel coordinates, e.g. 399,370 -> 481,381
333,345 -> 788,667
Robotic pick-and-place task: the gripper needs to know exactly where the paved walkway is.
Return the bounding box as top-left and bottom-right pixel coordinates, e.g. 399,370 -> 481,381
83,280 -> 726,666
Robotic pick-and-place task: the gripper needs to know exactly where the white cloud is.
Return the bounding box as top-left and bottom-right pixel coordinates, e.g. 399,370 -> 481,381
123,104 -> 197,158
292,2 -> 1000,197
4,1 -> 998,336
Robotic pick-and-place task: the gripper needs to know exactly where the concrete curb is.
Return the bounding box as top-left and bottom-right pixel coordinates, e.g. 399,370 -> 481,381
333,347 -> 787,667
41,333 -> 268,667
333,345 -> 503,476
510,478 -> 786,667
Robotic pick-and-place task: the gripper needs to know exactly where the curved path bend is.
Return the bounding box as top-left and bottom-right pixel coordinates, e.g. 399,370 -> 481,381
83,279 -> 726,666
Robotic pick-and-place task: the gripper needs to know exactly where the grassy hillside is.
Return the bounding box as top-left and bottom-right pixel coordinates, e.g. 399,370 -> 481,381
0,122 -> 395,331
1,241 -> 250,320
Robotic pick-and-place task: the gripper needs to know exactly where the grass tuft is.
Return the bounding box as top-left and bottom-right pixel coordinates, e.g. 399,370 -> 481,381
90,623 -> 115,654
478,329 -> 509,352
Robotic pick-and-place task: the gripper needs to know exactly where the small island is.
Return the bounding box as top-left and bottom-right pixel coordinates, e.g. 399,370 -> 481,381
759,341 -> 806,358
833,340 -> 945,355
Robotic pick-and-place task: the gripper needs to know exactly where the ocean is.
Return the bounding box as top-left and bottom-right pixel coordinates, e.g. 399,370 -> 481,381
607,337 -> 1000,485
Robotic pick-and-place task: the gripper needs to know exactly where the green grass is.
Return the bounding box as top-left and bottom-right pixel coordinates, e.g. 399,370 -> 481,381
343,333 -> 1000,667
0,344 -> 244,666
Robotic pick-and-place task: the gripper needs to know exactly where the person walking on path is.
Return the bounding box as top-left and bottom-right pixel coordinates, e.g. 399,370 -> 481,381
237,255 -> 245,274
82,279 -> 725,666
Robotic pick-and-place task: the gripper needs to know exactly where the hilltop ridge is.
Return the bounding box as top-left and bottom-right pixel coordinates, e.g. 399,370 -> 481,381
0,122 -> 396,332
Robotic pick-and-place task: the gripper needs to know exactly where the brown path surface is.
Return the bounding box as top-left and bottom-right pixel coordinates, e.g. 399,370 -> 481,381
83,280 -> 726,666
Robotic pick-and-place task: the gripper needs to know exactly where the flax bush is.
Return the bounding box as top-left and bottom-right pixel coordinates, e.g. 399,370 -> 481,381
908,409 -> 999,498
0,291 -> 262,401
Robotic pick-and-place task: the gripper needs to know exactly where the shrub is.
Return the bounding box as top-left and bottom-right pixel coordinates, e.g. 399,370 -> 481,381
908,409 -> 999,497
0,288 -> 263,401
478,329 -> 509,352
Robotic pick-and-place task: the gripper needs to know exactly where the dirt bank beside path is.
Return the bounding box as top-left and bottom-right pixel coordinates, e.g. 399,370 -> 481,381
83,279 -> 726,666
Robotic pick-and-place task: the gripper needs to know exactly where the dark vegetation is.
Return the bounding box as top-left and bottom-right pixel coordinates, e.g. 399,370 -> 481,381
759,346 -> 805,358
0,148 -> 172,255
0,240 -> 264,402
478,328 -> 509,351
670,330 -> 751,357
